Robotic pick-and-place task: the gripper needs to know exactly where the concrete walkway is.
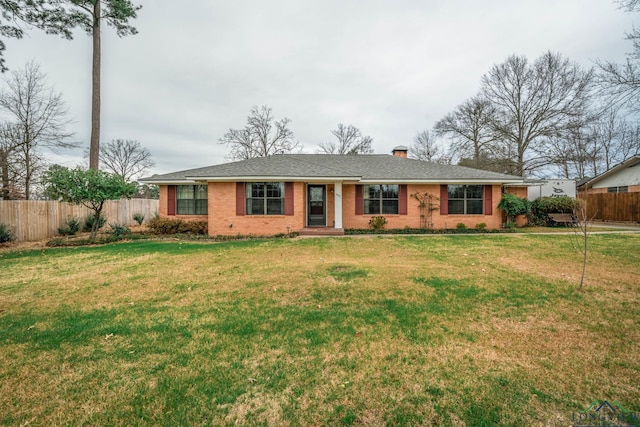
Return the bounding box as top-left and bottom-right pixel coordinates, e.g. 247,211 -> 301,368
587,221 -> 640,231
296,223 -> 640,238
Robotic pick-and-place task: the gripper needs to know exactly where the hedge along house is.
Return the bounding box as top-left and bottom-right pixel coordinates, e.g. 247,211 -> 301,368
141,147 -> 523,236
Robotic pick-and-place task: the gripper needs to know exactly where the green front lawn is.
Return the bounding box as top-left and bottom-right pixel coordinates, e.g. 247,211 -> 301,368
1,235 -> 639,426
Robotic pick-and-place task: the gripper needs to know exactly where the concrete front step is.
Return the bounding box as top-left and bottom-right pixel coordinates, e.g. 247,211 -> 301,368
298,227 -> 345,236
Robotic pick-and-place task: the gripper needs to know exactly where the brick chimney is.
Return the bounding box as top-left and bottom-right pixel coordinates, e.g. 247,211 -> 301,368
392,145 -> 408,158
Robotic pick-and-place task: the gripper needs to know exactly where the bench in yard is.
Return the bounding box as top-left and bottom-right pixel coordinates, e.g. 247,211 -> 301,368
548,213 -> 577,226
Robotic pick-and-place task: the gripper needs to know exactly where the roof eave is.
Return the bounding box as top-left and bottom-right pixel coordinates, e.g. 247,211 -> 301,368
144,176 -> 523,185
358,178 -> 524,184
138,179 -> 197,185
140,177 -> 524,185
185,175 -> 362,182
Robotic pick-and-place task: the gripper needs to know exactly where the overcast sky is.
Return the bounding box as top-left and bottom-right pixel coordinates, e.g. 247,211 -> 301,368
3,0 -> 638,176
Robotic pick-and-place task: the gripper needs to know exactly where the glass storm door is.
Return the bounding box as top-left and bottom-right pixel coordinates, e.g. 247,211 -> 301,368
307,185 -> 326,226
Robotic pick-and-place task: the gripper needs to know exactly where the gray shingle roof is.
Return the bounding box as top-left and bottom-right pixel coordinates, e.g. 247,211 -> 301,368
141,154 -> 523,183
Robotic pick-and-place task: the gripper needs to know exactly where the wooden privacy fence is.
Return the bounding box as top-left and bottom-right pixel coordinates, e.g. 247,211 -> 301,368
0,199 -> 159,242
582,192 -> 640,223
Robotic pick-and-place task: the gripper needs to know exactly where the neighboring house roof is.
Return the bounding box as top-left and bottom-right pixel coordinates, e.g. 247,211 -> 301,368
575,177 -> 591,188
580,155 -> 640,188
141,154 -> 524,184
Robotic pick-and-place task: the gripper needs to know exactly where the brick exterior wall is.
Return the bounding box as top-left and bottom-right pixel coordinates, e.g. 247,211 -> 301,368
159,185 -> 168,216
159,182 -> 507,236
589,187 -> 607,194
325,184 -> 335,228
158,185 -> 208,222
208,182 -> 305,236
342,184 -> 503,230
505,186 -> 527,198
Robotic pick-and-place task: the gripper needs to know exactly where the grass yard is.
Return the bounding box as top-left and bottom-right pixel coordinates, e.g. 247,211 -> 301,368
1,234 -> 639,426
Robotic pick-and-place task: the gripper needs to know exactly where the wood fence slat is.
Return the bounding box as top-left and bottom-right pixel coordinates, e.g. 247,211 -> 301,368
582,192 -> 640,223
0,199 -> 159,242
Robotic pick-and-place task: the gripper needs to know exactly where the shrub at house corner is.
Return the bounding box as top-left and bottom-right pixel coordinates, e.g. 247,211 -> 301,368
498,193 -> 530,225
43,166 -> 137,239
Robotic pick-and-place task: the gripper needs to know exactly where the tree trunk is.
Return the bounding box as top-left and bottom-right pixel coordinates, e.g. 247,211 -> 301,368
24,148 -> 30,200
576,204 -> 589,292
474,143 -> 481,169
0,150 -> 9,200
89,1 -> 101,171
579,239 -> 587,291
517,147 -> 525,177
90,202 -> 104,241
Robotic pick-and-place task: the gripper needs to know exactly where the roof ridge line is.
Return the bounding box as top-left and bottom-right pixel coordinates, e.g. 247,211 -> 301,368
287,154 -> 361,177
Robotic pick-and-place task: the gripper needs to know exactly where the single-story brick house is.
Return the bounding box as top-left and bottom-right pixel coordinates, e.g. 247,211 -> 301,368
141,146 -> 524,236
578,155 -> 640,194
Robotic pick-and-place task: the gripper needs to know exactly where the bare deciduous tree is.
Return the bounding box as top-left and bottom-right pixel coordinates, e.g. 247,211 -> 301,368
99,139 -> 154,182
457,153 -> 520,175
317,123 -> 373,155
433,95 -> 499,168
0,122 -> 21,199
571,199 -> 596,291
481,52 -> 593,176
597,60 -> 640,112
544,134 -> 593,179
591,108 -> 640,171
0,60 -> 74,199
409,130 -> 449,163
597,1 -> 640,112
543,108 -> 640,179
540,111 -> 598,179
618,0 -> 640,9
622,123 -> 640,159
220,105 -> 299,161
